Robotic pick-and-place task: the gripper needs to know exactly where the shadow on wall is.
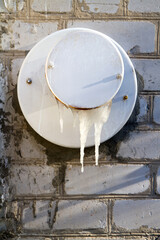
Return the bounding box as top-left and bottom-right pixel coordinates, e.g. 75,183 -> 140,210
11,73 -> 143,165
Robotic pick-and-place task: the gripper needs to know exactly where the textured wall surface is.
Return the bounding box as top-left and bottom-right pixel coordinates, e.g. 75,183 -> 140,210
0,0 -> 160,240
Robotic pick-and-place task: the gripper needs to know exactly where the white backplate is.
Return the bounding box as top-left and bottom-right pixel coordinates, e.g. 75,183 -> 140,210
17,28 -> 137,148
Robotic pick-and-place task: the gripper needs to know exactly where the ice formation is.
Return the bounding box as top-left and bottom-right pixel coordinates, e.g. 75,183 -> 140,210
57,100 -> 112,172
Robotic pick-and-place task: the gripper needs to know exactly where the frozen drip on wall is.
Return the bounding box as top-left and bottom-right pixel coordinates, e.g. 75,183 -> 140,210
57,100 -> 112,172
17,28 -> 137,172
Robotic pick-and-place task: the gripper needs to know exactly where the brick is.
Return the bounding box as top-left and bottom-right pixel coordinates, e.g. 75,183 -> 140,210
22,200 -> 56,230
136,95 -> 149,123
128,0 -> 160,13
0,58 -> 8,157
53,200 -> 107,229
153,96 -> 160,124
14,238 -> 48,240
9,165 -> 57,195
14,238 -> 45,240
117,131 -> 160,160
31,0 -> 73,12
79,0 -> 120,14
5,129 -> 47,160
156,167 -> 160,194
65,164 -> 150,194
132,59 -> 160,91
0,58 -> 8,109
19,130 -> 47,160
10,57 -> 24,89
0,1 -> 7,12
68,20 -> 155,53
0,0 -> 24,12
0,221 -> 7,231
0,206 -> 6,218
0,20 -> 58,50
113,199 -> 160,230
64,239 -> 147,240
0,57 -> 24,131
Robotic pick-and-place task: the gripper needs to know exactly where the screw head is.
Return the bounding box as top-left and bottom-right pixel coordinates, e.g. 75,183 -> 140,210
48,61 -> 54,69
123,95 -> 128,101
26,78 -> 32,84
116,74 -> 122,79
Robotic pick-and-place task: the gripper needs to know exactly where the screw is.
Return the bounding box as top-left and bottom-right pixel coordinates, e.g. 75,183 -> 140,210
48,61 -> 54,69
123,95 -> 128,101
48,65 -> 53,69
26,78 -> 32,84
116,74 -> 122,79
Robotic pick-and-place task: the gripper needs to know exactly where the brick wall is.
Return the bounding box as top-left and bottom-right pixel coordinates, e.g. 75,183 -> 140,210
0,0 -> 160,239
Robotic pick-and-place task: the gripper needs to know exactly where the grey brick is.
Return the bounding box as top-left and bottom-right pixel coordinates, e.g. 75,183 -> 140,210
9,165 -> 57,195
0,58 -> 8,109
14,238 -> 45,240
19,130 -> 47,160
65,165 -> 150,195
0,0 -> 24,12
31,0 -> 73,13
64,238 -> 147,240
137,95 -> 149,123
132,59 -> 160,91
10,57 -> 24,89
79,0 -> 120,14
117,131 -> 160,160
153,96 -> 160,124
0,20 -> 58,50
156,167 -> 160,194
68,20 -> 155,53
0,221 -> 7,231
53,200 -> 107,229
113,199 -> 160,230
22,200 -> 56,230
128,0 -> 160,13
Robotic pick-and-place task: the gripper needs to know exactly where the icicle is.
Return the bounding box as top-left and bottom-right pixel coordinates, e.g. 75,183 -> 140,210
78,100 -> 112,172
94,122 -> 103,166
94,101 -> 112,166
55,98 -> 112,172
71,108 -> 78,128
78,110 -> 93,172
57,101 -> 64,133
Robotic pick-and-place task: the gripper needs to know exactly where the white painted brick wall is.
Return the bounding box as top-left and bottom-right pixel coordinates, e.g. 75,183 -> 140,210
53,200 -> 107,229
0,0 -> 24,12
113,199 -> 160,230
0,1 -> 8,12
0,20 -> 58,50
64,238 -> 147,240
1,0 -> 160,238
22,200 -> 56,230
31,0 -> 73,13
68,20 -> 155,53
10,57 -> 24,89
153,96 -> 160,124
19,130 -> 47,160
9,165 -> 57,195
137,95 -> 149,123
15,238 -> 44,240
14,238 -> 146,240
65,165 -> 150,194
0,58 -> 8,109
128,0 -> 160,13
79,0 -> 120,14
156,167 -> 160,194
132,59 -> 160,91
5,129 -> 47,161
117,131 -> 160,160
